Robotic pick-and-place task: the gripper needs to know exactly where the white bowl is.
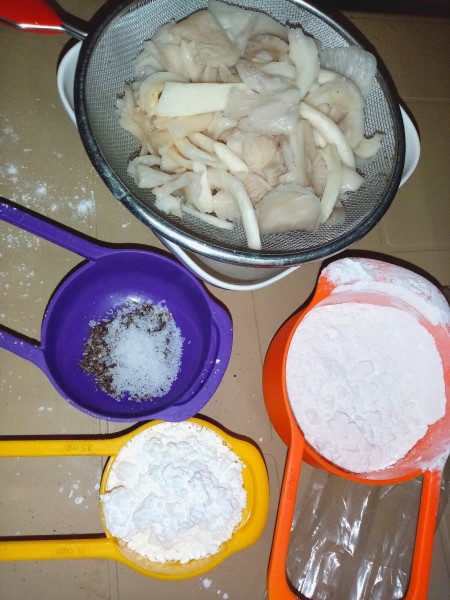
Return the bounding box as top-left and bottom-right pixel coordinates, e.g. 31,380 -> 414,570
57,42 -> 420,291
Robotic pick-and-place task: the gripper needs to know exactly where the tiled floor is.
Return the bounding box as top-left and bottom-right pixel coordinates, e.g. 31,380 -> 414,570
0,2 -> 449,599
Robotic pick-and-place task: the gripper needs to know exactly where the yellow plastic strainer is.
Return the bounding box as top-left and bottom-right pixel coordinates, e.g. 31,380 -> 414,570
0,418 -> 269,579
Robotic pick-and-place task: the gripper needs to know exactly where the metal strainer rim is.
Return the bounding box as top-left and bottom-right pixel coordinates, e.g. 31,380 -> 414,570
75,0 -> 405,267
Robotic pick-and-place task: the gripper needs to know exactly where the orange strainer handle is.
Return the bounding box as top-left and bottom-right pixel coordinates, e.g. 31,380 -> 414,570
407,469 -> 443,600
267,432 -> 306,600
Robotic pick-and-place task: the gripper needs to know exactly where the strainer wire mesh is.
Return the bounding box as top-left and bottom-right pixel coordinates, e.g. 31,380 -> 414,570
75,0 -> 405,266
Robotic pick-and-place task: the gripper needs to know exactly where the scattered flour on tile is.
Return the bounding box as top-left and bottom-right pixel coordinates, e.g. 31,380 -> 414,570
203,578 -> 213,589
1,116 -> 19,142
0,116 -> 97,226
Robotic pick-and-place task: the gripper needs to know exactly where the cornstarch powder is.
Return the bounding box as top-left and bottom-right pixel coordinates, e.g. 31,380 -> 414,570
101,422 -> 246,563
286,303 -> 446,473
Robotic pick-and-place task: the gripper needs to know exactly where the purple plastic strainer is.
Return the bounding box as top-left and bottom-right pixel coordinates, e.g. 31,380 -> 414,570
0,198 -> 232,421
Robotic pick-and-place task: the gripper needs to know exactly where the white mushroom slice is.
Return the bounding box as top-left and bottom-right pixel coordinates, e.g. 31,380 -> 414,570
151,21 -> 176,46
252,12 -> 289,40
166,113 -> 214,141
312,125 -> 328,149
206,112 -> 238,140
236,171 -> 272,205
132,40 -> 165,79
217,64 -> 241,83
155,43 -> 187,78
175,137 -> 220,166
152,171 -> 196,198
208,168 -> 261,249
155,82 -> 245,117
127,154 -> 161,180
287,120 -> 309,186
118,85 -> 147,151
305,77 -> 365,148
309,150 -> 326,196
214,141 -> 249,173
160,147 -> 192,173
239,89 -> 303,135
189,162 -> 214,213
244,35 -> 290,63
180,39 -> 204,82
241,133 -> 280,175
208,0 -> 257,55
211,190 -> 241,222
319,46 -> 377,100
299,102 -> 355,168
182,203 -> 235,229
174,9 -> 240,68
155,194 -> 183,218
258,62 -> 297,81
255,184 -> 321,234
341,165 -> 364,192
224,87 -> 260,121
236,60 -> 293,93
288,27 -> 320,100
188,131 -> 216,154
319,144 -> 342,224
354,132 -> 385,159
146,130 -> 173,157
137,72 -> 187,116
317,68 -> 339,84
133,165 -> 176,188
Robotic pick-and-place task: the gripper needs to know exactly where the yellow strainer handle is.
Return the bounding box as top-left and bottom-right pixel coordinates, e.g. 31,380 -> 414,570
0,431 -> 140,457
0,537 -> 124,563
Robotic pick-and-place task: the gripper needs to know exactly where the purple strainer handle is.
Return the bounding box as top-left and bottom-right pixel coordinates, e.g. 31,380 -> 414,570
0,329 -> 47,373
0,198 -> 108,381
0,198 -> 112,261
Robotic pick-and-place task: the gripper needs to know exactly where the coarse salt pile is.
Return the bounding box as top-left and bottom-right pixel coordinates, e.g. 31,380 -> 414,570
80,300 -> 183,401
286,301 -> 447,474
101,421 -> 246,564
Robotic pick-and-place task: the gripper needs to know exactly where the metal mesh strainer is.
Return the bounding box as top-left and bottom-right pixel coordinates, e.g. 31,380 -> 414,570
75,0 -> 405,267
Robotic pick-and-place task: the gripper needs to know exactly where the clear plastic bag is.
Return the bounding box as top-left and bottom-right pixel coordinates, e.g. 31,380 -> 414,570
285,457 -> 450,600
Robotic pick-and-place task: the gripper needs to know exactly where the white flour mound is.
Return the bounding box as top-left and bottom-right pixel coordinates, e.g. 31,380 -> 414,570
101,422 -> 246,564
286,303 -> 446,473
323,257 -> 450,326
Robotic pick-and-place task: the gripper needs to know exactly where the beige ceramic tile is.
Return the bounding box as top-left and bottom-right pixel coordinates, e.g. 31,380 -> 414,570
0,222 -> 84,338
0,560 -> 114,600
1,4 -> 449,600
0,453 -> 111,599
253,261 -> 321,357
202,287 -> 274,444
379,100 -> 450,252
386,249 -> 450,287
345,12 -> 450,100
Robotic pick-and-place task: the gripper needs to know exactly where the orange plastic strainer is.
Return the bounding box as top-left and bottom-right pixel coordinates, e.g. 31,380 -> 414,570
262,259 -> 450,600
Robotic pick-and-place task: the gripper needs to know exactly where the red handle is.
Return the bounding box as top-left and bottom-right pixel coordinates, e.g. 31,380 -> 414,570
0,0 -> 63,33
267,434 -> 306,600
406,469 -> 443,600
